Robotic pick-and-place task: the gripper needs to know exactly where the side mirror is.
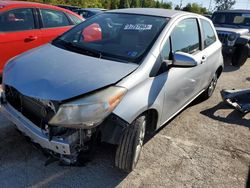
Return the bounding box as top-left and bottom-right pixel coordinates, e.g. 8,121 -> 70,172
170,51 -> 198,67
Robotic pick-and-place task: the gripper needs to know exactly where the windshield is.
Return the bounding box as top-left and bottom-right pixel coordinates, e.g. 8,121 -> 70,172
212,12 -> 250,27
52,13 -> 168,64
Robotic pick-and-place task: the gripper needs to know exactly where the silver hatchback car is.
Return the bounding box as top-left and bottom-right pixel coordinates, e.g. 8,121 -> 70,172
0,8 -> 223,172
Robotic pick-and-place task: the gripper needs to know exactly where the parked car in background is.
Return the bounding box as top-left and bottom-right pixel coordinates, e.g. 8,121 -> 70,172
203,14 -> 212,19
56,4 -> 81,12
74,8 -> 106,19
0,1 -> 84,75
212,10 -> 250,67
0,8 -> 223,172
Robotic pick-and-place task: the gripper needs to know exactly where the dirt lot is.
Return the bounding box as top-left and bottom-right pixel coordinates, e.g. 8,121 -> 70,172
0,59 -> 249,188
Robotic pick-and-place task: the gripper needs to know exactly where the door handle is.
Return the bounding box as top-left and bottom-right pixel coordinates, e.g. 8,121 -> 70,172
201,55 -> 207,63
25,36 -> 38,42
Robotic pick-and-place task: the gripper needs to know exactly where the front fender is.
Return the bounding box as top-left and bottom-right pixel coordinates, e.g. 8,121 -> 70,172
113,74 -> 167,126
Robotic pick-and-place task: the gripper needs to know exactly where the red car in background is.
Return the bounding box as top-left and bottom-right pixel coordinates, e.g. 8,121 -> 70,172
0,1 -> 84,75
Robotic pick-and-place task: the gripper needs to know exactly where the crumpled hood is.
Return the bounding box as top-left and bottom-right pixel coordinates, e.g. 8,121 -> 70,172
215,27 -> 249,35
3,44 -> 138,101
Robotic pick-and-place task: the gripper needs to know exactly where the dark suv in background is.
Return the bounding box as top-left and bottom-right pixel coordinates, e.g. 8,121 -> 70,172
74,8 -> 106,19
212,10 -> 250,67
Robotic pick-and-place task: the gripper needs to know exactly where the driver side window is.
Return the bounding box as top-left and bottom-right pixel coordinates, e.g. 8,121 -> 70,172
161,18 -> 201,60
171,18 -> 200,54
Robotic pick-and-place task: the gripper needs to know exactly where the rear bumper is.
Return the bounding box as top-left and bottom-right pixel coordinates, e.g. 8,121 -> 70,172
0,90 -> 75,155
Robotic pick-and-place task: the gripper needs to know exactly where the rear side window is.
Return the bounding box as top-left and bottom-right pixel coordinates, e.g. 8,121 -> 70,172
201,19 -> 216,48
171,18 -> 200,54
40,9 -> 70,28
67,13 -> 82,24
0,8 -> 35,32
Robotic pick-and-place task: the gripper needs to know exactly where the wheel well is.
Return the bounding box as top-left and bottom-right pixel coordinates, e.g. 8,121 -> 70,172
145,109 -> 158,133
216,66 -> 223,78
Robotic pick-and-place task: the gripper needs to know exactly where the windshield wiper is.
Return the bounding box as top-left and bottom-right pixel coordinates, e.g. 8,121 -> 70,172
100,52 -> 133,63
55,40 -> 102,58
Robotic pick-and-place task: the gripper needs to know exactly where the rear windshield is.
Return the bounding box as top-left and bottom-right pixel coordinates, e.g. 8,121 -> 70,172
52,13 -> 168,64
212,12 -> 250,27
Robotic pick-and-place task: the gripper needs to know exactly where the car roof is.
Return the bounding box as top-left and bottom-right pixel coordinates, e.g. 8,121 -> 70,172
214,9 -> 250,14
0,1 -> 82,18
0,0 -> 45,6
0,1 -> 70,11
107,8 -> 190,18
57,4 -> 80,8
78,8 -> 105,11
78,8 -> 103,13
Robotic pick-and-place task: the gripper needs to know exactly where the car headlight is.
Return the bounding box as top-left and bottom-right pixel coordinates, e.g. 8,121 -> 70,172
49,86 -> 127,129
228,33 -> 237,41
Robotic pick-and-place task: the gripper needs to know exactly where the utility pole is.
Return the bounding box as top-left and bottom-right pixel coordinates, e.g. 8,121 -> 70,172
208,0 -> 212,11
179,0 -> 183,9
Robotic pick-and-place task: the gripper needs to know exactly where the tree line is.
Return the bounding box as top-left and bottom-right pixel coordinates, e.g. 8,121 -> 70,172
19,0 -> 172,9
17,0 -> 236,14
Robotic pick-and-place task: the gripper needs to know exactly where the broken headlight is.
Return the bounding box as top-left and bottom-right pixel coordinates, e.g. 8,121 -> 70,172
49,86 -> 127,129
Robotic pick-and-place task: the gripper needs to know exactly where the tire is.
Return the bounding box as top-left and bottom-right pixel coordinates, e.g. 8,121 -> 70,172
231,44 -> 249,67
115,115 -> 146,172
200,73 -> 218,100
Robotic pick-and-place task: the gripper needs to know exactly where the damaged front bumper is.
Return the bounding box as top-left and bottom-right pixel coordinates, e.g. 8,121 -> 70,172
0,90 -> 77,155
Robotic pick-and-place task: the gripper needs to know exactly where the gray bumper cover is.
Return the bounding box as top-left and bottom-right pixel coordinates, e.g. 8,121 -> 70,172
221,89 -> 250,113
0,91 -> 73,155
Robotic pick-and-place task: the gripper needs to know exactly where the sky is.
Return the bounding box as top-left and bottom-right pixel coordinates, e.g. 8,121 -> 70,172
168,0 -> 250,11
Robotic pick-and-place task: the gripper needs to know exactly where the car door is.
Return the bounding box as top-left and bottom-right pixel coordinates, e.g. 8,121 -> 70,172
0,8 -> 42,73
199,18 -> 219,89
39,8 -> 74,44
159,18 -> 207,124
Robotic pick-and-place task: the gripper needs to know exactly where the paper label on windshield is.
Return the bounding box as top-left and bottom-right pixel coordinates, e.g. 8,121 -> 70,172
124,24 -> 152,31
242,14 -> 250,18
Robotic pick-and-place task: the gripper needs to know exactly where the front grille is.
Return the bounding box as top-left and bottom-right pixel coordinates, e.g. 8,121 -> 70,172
217,33 -> 229,45
5,85 -> 58,129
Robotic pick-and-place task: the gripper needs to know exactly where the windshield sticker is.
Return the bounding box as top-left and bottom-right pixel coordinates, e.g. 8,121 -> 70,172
242,14 -> 250,18
127,51 -> 138,57
124,24 -> 152,31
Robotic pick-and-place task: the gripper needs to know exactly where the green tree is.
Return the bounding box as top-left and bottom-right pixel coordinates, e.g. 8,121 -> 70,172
161,2 -> 172,9
119,0 -> 129,8
111,0 -> 119,9
174,5 -> 181,10
214,0 -> 235,10
129,0 -> 139,7
182,3 -> 208,14
16,0 -> 173,10
102,0 -> 111,9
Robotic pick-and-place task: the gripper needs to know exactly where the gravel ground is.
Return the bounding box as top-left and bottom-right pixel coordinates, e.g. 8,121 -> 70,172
0,59 -> 249,188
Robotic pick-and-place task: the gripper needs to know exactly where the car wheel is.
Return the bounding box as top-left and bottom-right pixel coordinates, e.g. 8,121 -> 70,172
201,73 -> 218,100
231,44 -> 249,67
115,115 -> 146,172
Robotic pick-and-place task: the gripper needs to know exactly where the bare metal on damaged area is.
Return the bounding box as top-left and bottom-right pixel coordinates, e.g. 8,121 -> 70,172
0,8 -> 224,172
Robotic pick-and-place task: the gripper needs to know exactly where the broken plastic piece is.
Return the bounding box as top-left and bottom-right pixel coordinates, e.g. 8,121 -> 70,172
221,89 -> 250,113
